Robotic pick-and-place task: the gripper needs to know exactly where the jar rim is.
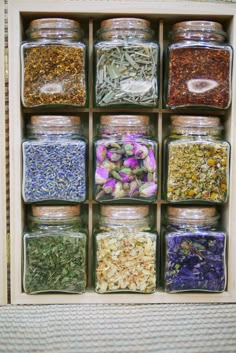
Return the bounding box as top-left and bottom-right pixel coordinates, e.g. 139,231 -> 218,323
167,206 -> 217,220
100,17 -> 151,30
173,20 -> 224,33
30,115 -> 81,126
100,115 -> 149,126
171,115 -> 222,128
101,205 -> 149,219
32,205 -> 81,218
28,18 -> 81,30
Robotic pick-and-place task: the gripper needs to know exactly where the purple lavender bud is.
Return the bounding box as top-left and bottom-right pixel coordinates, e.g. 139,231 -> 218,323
134,143 -> 148,159
123,157 -> 138,169
106,150 -> 122,162
103,179 -> 116,194
96,145 -> 107,163
95,167 -> 109,184
143,150 -> 156,172
139,182 -> 157,197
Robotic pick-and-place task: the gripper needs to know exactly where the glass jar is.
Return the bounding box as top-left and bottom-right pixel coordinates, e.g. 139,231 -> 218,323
94,205 -> 158,293
23,205 -> 87,294
165,20 -> 233,110
163,206 -> 226,293
22,115 -> 87,203
93,115 -> 158,203
21,18 -> 87,108
95,18 -> 159,107
163,115 -> 230,203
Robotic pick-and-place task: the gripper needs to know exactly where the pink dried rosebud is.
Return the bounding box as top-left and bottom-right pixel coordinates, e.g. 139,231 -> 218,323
100,160 -> 117,171
124,143 -> 134,156
106,150 -> 122,162
123,157 -> 138,169
143,150 -> 156,172
112,182 -> 126,198
119,172 -> 134,183
96,145 -> 107,163
139,182 -> 157,197
95,167 -> 109,184
129,180 -> 139,196
103,179 -> 116,194
134,143 -> 148,159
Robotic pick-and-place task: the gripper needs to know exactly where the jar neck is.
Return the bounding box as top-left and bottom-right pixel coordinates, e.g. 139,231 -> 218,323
170,21 -> 226,43
170,126 -> 222,138
99,215 -> 151,231
27,29 -> 82,40
29,215 -> 82,231
98,124 -> 151,137
27,124 -> 82,138
98,28 -> 153,41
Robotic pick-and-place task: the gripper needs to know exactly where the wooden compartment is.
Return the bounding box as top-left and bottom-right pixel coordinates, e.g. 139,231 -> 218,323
0,0 -> 7,305
8,0 -> 236,304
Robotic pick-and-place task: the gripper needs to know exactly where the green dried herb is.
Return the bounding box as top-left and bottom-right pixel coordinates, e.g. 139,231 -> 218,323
166,141 -> 229,203
95,44 -> 158,106
23,233 -> 87,294
23,45 -> 86,107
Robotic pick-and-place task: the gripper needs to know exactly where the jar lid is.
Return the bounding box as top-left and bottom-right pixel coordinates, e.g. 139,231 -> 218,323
101,205 -> 149,219
173,21 -> 223,32
28,18 -> 81,30
32,205 -> 80,218
171,115 -> 221,128
101,18 -> 150,29
100,115 -> 149,126
167,206 -> 217,220
31,115 -> 80,126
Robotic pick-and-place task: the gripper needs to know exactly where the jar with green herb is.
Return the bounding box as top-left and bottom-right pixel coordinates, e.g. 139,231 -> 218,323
163,206 -> 226,293
21,18 -> 87,108
22,115 -> 87,204
95,18 -> 159,107
94,205 -> 158,293
163,115 -> 230,203
165,20 -> 233,110
94,114 -> 158,203
23,205 -> 87,294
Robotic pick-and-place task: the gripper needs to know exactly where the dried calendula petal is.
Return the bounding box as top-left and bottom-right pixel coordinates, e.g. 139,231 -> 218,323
95,232 -> 157,293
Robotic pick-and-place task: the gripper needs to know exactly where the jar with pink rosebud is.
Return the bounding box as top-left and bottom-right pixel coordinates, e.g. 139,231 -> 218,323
93,115 -> 158,203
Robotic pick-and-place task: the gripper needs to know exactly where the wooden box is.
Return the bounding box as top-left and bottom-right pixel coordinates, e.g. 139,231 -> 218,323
0,0 -> 7,305
8,0 -> 236,304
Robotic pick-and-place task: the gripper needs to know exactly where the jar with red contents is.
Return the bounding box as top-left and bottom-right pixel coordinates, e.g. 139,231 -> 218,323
165,20 -> 233,110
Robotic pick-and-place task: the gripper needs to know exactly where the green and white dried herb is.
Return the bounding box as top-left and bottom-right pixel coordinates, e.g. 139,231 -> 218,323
166,141 -> 229,203
95,231 -> 157,293
23,233 -> 87,294
95,44 -> 158,106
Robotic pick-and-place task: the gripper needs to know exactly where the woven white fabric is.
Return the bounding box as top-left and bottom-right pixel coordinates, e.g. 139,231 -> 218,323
0,304 -> 235,353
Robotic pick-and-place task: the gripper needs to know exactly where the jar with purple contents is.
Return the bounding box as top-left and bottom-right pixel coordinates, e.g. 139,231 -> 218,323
93,115 -> 158,203
22,115 -> 87,203
163,206 -> 226,293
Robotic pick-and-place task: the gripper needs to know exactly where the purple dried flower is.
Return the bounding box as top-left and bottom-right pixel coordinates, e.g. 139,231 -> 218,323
119,168 -> 134,183
95,167 -> 109,184
103,179 -> 116,194
139,182 -> 157,197
134,143 -> 148,159
123,157 -> 138,169
129,180 -> 139,196
143,150 -> 156,172
106,151 -> 122,162
96,145 -> 107,163
112,182 -> 125,198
